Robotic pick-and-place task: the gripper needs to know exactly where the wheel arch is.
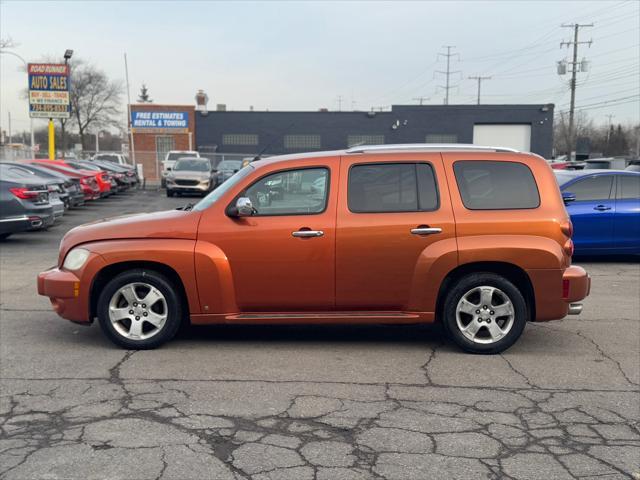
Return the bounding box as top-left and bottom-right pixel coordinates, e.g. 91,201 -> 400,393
89,260 -> 190,323
435,261 -> 536,323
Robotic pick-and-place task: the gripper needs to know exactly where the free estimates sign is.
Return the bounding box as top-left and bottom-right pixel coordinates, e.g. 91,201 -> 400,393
131,111 -> 189,133
28,63 -> 71,119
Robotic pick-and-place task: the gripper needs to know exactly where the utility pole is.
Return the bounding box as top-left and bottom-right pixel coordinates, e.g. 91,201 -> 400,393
336,95 -> 343,112
436,46 -> 460,105
605,114 -> 615,143
468,76 -> 492,105
559,23 -> 593,159
412,96 -> 429,105
7,112 -> 11,144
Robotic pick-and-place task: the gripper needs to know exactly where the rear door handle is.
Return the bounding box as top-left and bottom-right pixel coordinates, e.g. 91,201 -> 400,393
594,205 -> 611,211
411,227 -> 442,236
292,230 -> 324,238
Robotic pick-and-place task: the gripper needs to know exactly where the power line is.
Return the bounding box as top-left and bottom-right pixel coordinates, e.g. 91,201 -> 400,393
436,46 -> 460,105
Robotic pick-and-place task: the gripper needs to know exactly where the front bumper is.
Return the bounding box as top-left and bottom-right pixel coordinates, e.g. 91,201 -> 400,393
37,253 -> 106,323
167,180 -> 211,192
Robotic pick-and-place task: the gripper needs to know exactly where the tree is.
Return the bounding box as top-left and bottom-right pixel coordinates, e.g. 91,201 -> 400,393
137,83 -> 152,103
68,60 -> 124,150
554,111 -> 594,156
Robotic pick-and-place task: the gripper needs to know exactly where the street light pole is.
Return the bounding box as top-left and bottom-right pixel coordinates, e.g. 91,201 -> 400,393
0,49 -> 35,155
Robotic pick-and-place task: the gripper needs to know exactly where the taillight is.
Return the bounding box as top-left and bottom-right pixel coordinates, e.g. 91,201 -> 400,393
564,239 -> 574,257
10,187 -> 39,199
560,219 -> 574,238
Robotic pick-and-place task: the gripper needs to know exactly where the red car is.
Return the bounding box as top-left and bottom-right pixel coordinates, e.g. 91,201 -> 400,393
32,160 -> 112,197
26,161 -> 101,201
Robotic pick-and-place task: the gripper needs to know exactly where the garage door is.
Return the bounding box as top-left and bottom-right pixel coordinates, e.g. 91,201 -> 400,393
473,124 -> 531,152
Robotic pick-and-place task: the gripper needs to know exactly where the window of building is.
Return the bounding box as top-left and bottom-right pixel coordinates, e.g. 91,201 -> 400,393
348,163 -> 439,213
565,175 -> 614,201
618,175 -> 640,200
155,136 -> 175,162
426,133 -> 458,143
347,134 -> 385,147
284,135 -> 321,150
222,134 -> 259,146
453,161 -> 540,210
244,167 -> 329,215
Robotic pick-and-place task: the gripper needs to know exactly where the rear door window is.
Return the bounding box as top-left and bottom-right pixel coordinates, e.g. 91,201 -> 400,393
348,163 -> 439,213
453,161 -> 540,210
567,176 -> 614,201
617,175 -> 640,199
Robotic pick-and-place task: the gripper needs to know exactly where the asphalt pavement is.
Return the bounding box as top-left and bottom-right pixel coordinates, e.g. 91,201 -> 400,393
0,189 -> 638,480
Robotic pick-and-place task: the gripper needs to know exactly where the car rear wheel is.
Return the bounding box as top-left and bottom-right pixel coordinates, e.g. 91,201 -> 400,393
442,273 -> 527,354
97,269 -> 182,349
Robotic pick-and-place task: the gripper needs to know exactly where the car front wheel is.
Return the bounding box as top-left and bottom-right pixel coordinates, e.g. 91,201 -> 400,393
97,269 -> 183,349
442,273 -> 527,354
166,189 -> 174,197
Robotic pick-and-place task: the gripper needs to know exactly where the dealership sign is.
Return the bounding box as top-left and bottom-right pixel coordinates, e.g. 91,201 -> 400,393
28,63 -> 71,119
131,111 -> 189,133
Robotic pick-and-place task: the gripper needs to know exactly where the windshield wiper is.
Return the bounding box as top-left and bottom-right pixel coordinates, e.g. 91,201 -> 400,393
176,202 -> 195,211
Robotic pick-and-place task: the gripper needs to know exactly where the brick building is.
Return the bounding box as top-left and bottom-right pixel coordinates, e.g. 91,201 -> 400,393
129,104 -> 196,180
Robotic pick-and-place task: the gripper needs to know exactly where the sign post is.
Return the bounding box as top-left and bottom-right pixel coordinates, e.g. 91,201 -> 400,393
48,120 -> 55,160
28,63 -> 71,159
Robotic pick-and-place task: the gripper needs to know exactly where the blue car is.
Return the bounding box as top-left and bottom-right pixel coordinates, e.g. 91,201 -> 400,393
555,170 -> 640,256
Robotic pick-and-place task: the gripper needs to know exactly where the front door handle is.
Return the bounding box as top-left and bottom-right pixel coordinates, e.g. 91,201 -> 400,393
594,205 -> 611,211
292,230 -> 324,238
411,226 -> 442,236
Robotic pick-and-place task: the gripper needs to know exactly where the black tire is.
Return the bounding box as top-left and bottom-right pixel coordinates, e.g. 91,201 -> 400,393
441,273 -> 528,354
161,178 -> 166,188
166,189 -> 174,197
97,269 -> 183,349
0,233 -> 11,240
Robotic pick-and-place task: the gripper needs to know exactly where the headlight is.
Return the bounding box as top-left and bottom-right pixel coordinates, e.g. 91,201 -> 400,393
63,248 -> 90,270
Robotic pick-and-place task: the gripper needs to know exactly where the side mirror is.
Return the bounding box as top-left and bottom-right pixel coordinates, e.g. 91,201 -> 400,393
235,197 -> 254,217
562,191 -> 576,205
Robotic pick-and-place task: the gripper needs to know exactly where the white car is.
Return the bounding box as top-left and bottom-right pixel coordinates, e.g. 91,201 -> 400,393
162,151 -> 200,187
92,152 -> 132,167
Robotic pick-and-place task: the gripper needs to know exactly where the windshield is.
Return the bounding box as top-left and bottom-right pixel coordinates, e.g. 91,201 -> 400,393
167,152 -> 196,160
218,160 -> 242,170
173,159 -> 210,172
194,165 -> 253,211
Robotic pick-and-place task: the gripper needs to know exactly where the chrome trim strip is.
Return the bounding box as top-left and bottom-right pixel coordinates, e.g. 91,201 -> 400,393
0,216 -> 29,223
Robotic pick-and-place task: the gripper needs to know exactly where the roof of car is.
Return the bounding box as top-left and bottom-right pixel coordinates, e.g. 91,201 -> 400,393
251,144 -> 531,168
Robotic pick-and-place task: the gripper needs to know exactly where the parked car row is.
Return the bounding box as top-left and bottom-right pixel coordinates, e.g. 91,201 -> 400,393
0,157 -> 139,240
549,156 -> 640,171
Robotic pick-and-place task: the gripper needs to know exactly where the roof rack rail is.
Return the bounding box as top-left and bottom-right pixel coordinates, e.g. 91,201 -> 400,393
345,143 -> 519,154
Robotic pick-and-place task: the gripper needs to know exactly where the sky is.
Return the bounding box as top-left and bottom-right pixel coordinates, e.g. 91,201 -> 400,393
1,0 -> 638,136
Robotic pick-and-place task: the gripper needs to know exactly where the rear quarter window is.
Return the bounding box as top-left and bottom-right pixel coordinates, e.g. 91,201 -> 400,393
453,160 -> 540,210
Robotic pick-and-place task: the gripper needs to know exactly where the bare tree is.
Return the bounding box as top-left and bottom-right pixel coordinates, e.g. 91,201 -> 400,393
0,37 -> 17,50
554,110 -> 594,156
68,60 -> 124,150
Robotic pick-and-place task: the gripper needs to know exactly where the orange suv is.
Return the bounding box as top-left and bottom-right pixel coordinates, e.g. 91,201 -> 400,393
38,145 -> 590,353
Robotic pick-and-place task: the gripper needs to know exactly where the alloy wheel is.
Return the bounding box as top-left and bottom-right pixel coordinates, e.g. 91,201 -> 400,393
108,282 -> 168,340
455,286 -> 515,344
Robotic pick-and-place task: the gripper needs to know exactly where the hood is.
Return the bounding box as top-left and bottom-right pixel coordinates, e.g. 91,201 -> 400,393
58,209 -> 201,265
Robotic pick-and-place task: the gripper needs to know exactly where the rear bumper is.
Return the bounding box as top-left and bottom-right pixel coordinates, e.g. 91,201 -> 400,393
527,265 -> 590,321
0,216 -> 31,235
